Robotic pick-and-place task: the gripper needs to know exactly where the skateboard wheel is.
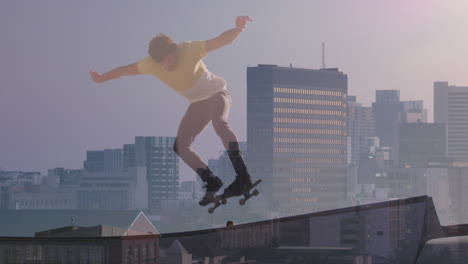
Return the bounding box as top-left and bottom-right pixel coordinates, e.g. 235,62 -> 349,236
253,189 -> 259,196
239,199 -> 246,206
221,199 -> 227,205
208,208 -> 214,214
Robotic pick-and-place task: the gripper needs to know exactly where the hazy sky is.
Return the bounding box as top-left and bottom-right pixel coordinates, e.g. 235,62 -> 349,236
1,0 -> 468,180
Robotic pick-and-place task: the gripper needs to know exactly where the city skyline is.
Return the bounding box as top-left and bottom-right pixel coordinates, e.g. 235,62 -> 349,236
0,77 -> 461,180
4,78 -> 464,222
2,2 -> 468,263
2,1 -> 468,177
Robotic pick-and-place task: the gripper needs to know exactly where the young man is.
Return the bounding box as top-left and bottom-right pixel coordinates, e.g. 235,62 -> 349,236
89,16 -> 253,206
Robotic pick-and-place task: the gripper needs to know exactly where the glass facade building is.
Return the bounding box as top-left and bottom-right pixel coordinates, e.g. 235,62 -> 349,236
247,65 -> 348,216
434,82 -> 468,162
347,96 -> 375,165
135,137 -> 179,212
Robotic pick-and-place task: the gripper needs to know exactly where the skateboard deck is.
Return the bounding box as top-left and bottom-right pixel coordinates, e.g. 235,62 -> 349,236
208,179 -> 262,214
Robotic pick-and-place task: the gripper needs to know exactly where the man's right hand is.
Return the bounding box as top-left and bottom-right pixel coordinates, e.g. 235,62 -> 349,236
236,16 -> 253,32
89,69 -> 104,83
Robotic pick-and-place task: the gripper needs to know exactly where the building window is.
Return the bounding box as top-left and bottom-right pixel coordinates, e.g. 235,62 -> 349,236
134,245 -> 140,263
142,244 -> 148,263
126,246 -> 132,264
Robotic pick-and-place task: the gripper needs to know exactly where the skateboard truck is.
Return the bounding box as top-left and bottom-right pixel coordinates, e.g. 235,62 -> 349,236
208,196 -> 227,214
208,179 -> 262,214
239,188 -> 260,206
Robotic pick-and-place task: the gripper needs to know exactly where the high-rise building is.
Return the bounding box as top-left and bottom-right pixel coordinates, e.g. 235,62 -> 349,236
434,81 -> 468,162
398,123 -> 446,167
347,96 -> 375,165
83,149 -> 123,172
247,64 -> 348,215
123,144 -> 137,170
372,90 -> 404,161
135,136 -> 179,211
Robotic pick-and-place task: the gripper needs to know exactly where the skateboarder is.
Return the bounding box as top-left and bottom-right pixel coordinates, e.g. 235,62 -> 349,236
89,16 -> 253,206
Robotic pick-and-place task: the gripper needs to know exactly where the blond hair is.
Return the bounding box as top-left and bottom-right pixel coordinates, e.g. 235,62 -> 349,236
148,33 -> 177,62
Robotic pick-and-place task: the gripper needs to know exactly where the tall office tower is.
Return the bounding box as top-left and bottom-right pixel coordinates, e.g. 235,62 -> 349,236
83,149 -> 123,172
398,123 -> 446,167
247,65 -> 348,215
434,82 -> 468,162
123,144 -> 137,170
372,90 -> 404,163
135,136 -> 179,211
347,96 -> 375,165
402,100 -> 428,123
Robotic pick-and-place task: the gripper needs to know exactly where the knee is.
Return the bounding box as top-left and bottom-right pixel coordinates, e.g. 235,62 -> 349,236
173,138 -> 192,155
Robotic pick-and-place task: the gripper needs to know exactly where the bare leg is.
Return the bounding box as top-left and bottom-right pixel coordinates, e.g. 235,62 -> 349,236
173,101 -> 212,177
210,91 -> 250,178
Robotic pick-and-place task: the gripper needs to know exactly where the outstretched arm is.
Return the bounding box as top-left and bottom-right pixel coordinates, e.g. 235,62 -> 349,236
89,63 -> 139,84
206,16 -> 253,53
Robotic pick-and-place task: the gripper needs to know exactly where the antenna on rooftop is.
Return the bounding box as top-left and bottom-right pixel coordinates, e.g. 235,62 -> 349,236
322,42 -> 326,69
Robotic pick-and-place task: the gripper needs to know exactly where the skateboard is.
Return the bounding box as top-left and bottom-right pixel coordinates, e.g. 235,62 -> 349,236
208,179 -> 262,214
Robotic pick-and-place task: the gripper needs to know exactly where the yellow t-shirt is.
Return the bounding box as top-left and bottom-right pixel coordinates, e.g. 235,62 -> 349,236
137,41 -> 208,92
